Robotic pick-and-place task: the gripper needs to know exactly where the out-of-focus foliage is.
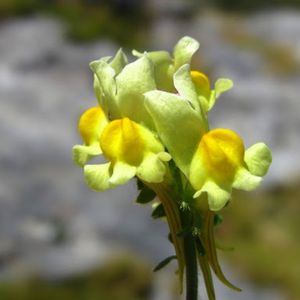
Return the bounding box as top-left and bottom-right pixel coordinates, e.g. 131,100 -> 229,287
219,181 -> 300,300
2,0 -> 300,47
212,0 -> 300,11
0,0 -> 38,16
0,0 -> 150,47
0,255 -> 153,300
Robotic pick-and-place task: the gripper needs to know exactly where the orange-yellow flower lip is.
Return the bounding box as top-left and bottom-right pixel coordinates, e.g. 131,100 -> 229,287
100,118 -> 145,165
78,106 -> 107,145
190,128 -> 245,187
191,70 -> 211,93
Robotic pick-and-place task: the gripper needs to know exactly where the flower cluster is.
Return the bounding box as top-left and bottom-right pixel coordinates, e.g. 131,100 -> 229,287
73,36 -> 271,211
72,36 -> 272,299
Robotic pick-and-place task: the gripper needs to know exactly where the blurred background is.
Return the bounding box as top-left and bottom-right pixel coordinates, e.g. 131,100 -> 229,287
0,0 -> 300,299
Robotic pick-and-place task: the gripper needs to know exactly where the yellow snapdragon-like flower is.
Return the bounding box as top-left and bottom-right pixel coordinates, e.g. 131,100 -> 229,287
72,106 -> 108,166
189,128 -> 270,211
145,66 -> 271,212
84,117 -> 171,191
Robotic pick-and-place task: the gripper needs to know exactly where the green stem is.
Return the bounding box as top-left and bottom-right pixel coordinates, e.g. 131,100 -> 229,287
183,228 -> 198,300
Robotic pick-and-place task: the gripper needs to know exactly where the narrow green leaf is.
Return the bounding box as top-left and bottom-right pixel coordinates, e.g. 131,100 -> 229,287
197,238 -> 216,299
198,252 -> 216,300
203,211 -> 242,292
136,186 -> 156,204
136,179 -> 144,190
168,232 -> 173,244
151,203 -> 166,219
153,255 -> 177,272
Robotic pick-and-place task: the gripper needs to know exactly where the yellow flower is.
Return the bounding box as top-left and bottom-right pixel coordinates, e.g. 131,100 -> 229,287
84,118 -> 171,191
189,128 -> 271,211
